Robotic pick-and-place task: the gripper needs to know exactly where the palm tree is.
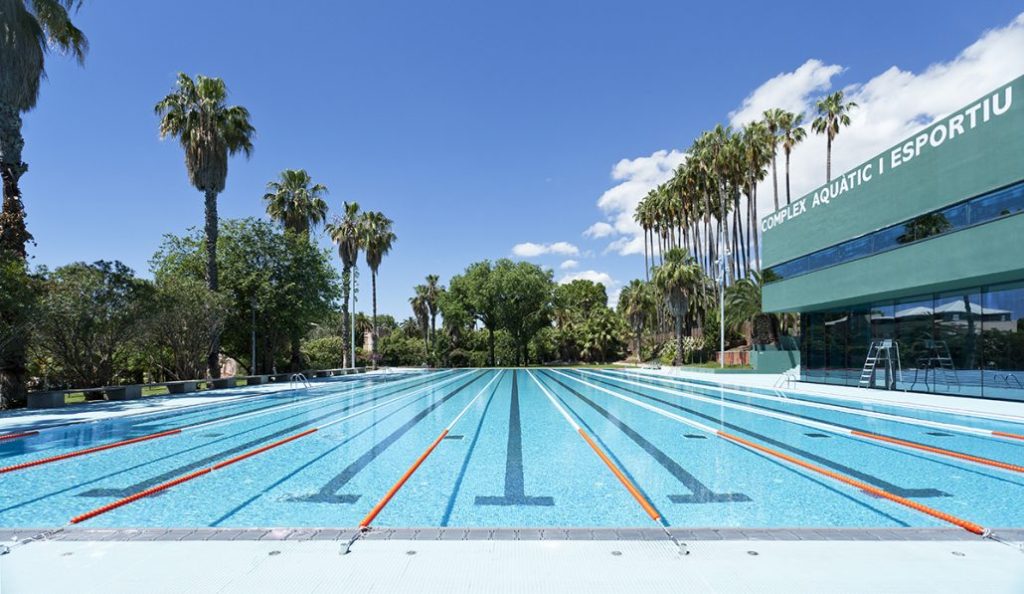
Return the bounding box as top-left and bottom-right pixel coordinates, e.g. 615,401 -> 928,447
263,169 -> 328,236
812,91 -> 858,182
618,280 -> 653,364
762,108 -> 786,212
652,248 -> 702,366
155,73 -> 255,379
0,0 -> 87,406
410,286 -> 430,359
326,202 -> 362,367
360,211 -> 396,367
779,112 -> 807,205
423,274 -> 443,345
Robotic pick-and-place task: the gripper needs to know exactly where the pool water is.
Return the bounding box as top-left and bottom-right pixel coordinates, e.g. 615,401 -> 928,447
2,368 -> 1023,530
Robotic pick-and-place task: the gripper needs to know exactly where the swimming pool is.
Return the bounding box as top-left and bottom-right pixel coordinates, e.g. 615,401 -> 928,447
2,368 -> 1023,531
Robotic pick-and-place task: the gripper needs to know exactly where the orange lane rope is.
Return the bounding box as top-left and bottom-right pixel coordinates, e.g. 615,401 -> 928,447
578,428 -> 661,522
69,429 -> 318,524
850,430 -> 1024,474
993,430 -> 1024,441
717,430 -> 987,535
0,430 -> 39,442
1,429 -> 183,474
359,430 -> 450,529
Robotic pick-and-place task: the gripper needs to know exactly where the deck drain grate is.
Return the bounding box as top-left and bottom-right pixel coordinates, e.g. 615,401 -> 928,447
804,433 -> 829,438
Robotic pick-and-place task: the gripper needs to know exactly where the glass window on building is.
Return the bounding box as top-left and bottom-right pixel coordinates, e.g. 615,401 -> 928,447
933,290 -> 984,397
892,297 -> 935,392
981,282 -> 1024,401
824,312 -> 848,385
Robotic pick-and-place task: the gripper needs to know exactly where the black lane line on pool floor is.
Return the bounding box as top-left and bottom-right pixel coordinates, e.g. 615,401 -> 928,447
290,372 -> 487,504
440,375 -> 504,526
540,371 -> 750,504
207,385 -> 444,526
475,371 -> 555,507
573,372 -> 948,499
0,373 -> 407,445
0,373 -> 427,465
76,374 -> 454,499
596,370 -> 1024,454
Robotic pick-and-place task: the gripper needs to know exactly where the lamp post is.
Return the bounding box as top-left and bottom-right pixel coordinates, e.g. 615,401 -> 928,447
250,296 -> 257,375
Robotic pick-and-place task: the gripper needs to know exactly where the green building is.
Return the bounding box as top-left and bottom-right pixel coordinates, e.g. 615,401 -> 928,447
762,75 -> 1024,401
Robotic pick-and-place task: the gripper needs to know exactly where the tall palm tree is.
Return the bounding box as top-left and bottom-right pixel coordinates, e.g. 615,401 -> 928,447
263,169 -> 328,236
155,73 -> 255,379
326,202 -> 362,367
423,274 -> 442,345
762,108 -> 786,212
0,0 -> 87,406
812,91 -> 857,182
779,111 -> 807,205
618,279 -> 653,363
652,248 -> 702,366
360,211 -> 396,367
410,286 -> 430,358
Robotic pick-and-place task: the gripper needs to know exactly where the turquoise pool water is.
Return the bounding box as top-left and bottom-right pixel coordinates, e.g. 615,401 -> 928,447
1,368 -> 1023,529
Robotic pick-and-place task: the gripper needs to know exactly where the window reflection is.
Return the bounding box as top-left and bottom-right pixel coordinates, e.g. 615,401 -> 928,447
798,282 -> 1024,401
765,181 -> 1024,284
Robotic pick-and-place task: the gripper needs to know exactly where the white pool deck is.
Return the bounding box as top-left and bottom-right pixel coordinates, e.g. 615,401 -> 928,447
2,367 -> 1023,593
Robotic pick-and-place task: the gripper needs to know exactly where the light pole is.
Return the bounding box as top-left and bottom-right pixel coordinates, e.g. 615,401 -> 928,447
250,296 -> 257,375
350,268 -> 358,369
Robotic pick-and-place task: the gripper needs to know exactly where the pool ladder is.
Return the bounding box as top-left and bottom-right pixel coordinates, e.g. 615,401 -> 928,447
290,373 -> 311,390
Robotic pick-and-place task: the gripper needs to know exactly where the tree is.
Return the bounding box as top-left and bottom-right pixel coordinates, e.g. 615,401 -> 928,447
34,261 -> 151,388
618,279 -> 653,362
812,91 -> 858,182
155,73 -> 254,378
142,277 -> 230,381
423,274 -> 443,346
492,260 -> 553,365
152,218 -> 338,374
359,211 -> 395,367
653,248 -> 702,366
580,307 -> 627,364
326,202 -> 361,367
778,111 -> 807,205
263,169 -> 328,236
410,286 -> 430,358
0,255 -> 39,407
446,261 -> 501,366
762,108 -> 786,212
0,0 -> 88,405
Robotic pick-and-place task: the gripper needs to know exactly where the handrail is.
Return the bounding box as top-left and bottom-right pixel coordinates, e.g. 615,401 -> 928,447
290,373 -> 311,390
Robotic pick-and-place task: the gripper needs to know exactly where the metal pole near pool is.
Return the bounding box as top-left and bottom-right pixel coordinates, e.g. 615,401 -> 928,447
718,192 -> 725,369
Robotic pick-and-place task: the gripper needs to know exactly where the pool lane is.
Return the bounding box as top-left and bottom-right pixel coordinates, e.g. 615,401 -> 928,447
0,371 -> 438,465
65,371 -> 490,528
605,369 -> 1024,436
0,370 -> 473,528
588,369 -> 1024,467
548,370 -> 1024,529
375,369 -> 653,527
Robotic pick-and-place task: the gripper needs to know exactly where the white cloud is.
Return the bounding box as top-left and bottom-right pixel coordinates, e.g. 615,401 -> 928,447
734,13 -> 1024,219
589,149 -> 687,256
559,259 -> 579,270
511,241 -> 580,258
590,12 -> 1024,256
558,269 -> 616,287
583,221 -> 616,239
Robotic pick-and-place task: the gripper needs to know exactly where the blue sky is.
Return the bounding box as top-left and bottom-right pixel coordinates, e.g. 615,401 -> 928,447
22,1 -> 1024,318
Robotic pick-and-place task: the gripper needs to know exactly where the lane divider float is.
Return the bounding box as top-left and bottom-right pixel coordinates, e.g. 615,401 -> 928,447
0,431 -> 39,442
600,368 -> 1024,442
583,370 -> 1024,475
67,370 -> 479,525
356,371 -> 505,533
550,369 -> 997,538
1,370 -> 452,475
528,371 -> 687,555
